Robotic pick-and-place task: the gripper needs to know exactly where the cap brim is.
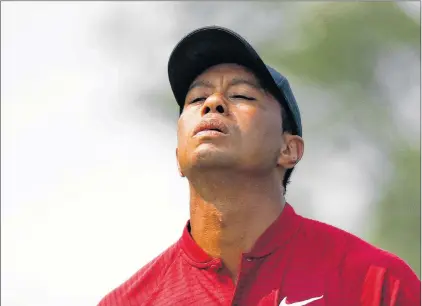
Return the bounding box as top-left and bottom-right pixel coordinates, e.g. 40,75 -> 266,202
168,26 -> 286,111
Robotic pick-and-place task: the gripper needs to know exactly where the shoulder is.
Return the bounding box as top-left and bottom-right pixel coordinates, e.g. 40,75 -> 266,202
300,216 -> 417,274
342,239 -> 421,305
97,242 -> 182,306
299,216 -> 420,304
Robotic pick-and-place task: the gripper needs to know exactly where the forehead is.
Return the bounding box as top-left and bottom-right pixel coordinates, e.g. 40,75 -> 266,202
192,63 -> 259,83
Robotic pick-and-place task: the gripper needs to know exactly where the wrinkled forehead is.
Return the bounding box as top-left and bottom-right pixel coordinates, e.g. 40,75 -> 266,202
190,63 -> 261,86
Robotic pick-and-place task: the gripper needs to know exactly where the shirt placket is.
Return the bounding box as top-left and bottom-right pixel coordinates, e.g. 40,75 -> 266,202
231,255 -> 257,306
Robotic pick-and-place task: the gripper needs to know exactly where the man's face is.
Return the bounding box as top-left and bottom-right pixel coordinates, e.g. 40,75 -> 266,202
176,63 -> 285,177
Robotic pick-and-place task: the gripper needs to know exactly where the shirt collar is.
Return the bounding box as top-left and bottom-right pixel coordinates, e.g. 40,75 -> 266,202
179,203 -> 302,268
245,203 -> 301,258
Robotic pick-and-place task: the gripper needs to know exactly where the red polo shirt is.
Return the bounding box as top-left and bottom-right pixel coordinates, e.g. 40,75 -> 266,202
98,204 -> 420,306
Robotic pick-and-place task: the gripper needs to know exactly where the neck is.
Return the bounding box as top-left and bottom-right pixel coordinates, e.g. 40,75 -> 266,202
188,170 -> 285,281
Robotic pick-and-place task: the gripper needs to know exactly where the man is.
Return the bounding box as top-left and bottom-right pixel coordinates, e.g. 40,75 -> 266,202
99,26 -> 420,306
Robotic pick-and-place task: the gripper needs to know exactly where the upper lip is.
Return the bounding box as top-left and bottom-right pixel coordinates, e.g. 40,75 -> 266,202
193,118 -> 229,136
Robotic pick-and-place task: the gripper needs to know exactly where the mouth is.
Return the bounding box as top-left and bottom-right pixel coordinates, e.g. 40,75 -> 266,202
205,128 -> 223,133
195,130 -> 225,137
193,119 -> 229,137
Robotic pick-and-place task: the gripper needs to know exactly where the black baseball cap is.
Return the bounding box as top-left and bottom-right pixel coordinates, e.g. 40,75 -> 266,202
167,26 -> 302,137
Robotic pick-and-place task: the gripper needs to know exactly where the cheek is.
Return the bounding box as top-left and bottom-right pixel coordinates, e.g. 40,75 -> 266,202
235,105 -> 259,132
177,117 -> 195,150
236,106 -> 281,141
177,127 -> 188,151
176,119 -> 187,145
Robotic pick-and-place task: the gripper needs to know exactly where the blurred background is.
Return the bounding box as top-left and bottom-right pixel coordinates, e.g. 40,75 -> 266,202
1,2 -> 420,305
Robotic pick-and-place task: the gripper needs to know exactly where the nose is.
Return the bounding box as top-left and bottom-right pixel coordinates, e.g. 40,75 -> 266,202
201,93 -> 227,116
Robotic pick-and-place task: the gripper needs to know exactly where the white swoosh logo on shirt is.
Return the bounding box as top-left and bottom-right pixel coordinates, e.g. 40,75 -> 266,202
279,295 -> 323,306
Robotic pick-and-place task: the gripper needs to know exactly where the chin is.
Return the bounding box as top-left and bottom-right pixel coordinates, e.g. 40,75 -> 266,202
190,149 -> 236,169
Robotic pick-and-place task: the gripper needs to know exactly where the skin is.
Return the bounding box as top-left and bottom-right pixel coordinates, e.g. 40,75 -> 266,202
176,63 -> 304,283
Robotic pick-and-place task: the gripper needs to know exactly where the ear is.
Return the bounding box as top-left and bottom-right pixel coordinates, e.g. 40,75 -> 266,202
277,134 -> 304,169
176,148 -> 185,177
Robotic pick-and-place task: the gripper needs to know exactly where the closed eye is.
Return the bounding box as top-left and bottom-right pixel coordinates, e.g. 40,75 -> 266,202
231,95 -> 255,101
190,97 -> 206,104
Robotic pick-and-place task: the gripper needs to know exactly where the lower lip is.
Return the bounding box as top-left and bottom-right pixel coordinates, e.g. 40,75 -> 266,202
194,130 -> 226,137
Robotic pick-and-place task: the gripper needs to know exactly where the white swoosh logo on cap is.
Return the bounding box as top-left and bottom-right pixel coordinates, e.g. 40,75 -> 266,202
279,295 -> 323,306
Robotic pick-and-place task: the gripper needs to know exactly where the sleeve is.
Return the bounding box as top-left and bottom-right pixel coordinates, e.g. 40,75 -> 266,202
360,259 -> 421,306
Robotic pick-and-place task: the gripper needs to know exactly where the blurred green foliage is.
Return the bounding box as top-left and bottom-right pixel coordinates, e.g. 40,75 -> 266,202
265,3 -> 419,89
262,2 -> 420,276
376,146 -> 420,276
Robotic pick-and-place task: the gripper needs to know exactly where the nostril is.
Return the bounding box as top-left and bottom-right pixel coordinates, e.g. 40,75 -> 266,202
216,105 -> 224,113
204,106 -> 211,114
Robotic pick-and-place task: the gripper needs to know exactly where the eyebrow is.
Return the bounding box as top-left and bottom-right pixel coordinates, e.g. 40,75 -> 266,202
187,77 -> 263,93
188,80 -> 214,92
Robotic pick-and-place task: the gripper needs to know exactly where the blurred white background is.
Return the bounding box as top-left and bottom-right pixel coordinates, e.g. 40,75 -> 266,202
2,3 -> 190,305
1,2 -> 420,306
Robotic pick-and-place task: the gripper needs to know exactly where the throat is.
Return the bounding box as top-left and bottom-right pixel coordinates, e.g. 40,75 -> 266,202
187,171 -> 285,278
189,198 -> 283,279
